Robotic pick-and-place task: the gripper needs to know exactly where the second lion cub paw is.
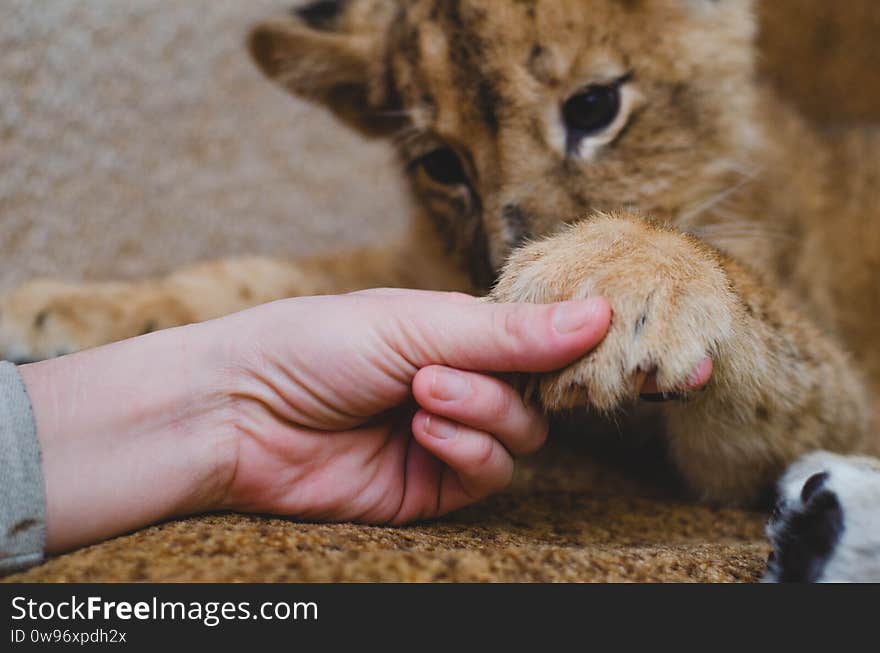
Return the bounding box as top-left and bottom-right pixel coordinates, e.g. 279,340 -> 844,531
0,279 -> 190,362
491,213 -> 741,413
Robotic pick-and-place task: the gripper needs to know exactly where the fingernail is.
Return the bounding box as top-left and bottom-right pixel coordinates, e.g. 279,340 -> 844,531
552,299 -> 602,334
431,368 -> 470,401
424,415 -> 458,440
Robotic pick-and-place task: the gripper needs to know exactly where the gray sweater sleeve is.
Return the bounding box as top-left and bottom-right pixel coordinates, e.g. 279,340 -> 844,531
0,361 -> 46,575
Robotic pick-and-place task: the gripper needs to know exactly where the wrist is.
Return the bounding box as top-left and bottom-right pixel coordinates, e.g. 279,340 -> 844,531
20,321 -> 239,553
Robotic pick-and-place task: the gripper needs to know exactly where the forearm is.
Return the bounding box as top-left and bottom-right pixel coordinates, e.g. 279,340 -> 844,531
19,323 -> 237,554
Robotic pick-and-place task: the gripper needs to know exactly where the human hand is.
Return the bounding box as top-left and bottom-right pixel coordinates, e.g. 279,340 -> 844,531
21,289 -> 613,551
212,289 -> 613,523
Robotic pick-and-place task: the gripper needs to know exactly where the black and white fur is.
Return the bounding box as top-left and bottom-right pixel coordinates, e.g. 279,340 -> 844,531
764,451 -> 880,582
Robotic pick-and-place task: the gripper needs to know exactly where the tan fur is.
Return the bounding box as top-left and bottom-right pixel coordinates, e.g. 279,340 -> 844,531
2,0 -> 878,504
0,219 -> 470,361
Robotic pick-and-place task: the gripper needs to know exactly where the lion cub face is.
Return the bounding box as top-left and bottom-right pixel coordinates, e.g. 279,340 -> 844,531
251,0 -> 760,286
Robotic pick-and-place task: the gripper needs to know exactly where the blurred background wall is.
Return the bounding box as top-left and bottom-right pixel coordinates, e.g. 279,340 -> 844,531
1,0 -> 879,292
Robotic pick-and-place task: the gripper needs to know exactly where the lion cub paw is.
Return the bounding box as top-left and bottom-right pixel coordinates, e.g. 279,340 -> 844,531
0,280 -> 187,362
491,213 -> 739,413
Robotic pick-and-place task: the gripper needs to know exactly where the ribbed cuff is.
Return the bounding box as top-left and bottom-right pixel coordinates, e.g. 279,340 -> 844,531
0,361 -> 46,575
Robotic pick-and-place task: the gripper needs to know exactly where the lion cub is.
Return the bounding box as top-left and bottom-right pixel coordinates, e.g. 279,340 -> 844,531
2,0 -> 878,506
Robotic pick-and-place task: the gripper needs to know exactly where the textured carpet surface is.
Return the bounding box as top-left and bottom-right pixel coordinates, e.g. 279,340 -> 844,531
7,503 -> 768,583
8,446 -> 770,583
2,1 -> 878,582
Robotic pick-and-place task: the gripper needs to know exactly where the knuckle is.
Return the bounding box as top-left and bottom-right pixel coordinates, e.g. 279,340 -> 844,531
528,417 -> 550,452
494,305 -> 535,358
502,306 -> 526,343
510,413 -> 549,456
494,458 -> 516,491
485,382 -> 514,422
471,436 -> 498,471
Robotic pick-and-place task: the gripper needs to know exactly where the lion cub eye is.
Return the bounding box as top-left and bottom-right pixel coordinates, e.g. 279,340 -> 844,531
562,84 -> 621,137
417,148 -> 468,186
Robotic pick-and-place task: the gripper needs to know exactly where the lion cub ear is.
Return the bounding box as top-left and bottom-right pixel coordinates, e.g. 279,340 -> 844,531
248,9 -> 402,137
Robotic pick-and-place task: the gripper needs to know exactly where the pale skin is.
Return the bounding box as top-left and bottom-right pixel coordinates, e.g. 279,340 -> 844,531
19,289 -> 709,554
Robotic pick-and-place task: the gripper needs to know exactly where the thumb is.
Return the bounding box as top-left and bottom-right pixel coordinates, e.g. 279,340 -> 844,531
388,296 -> 612,373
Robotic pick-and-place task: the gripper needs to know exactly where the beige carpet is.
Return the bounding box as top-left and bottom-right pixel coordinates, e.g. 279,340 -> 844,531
2,0 -> 879,582
7,440 -> 770,583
